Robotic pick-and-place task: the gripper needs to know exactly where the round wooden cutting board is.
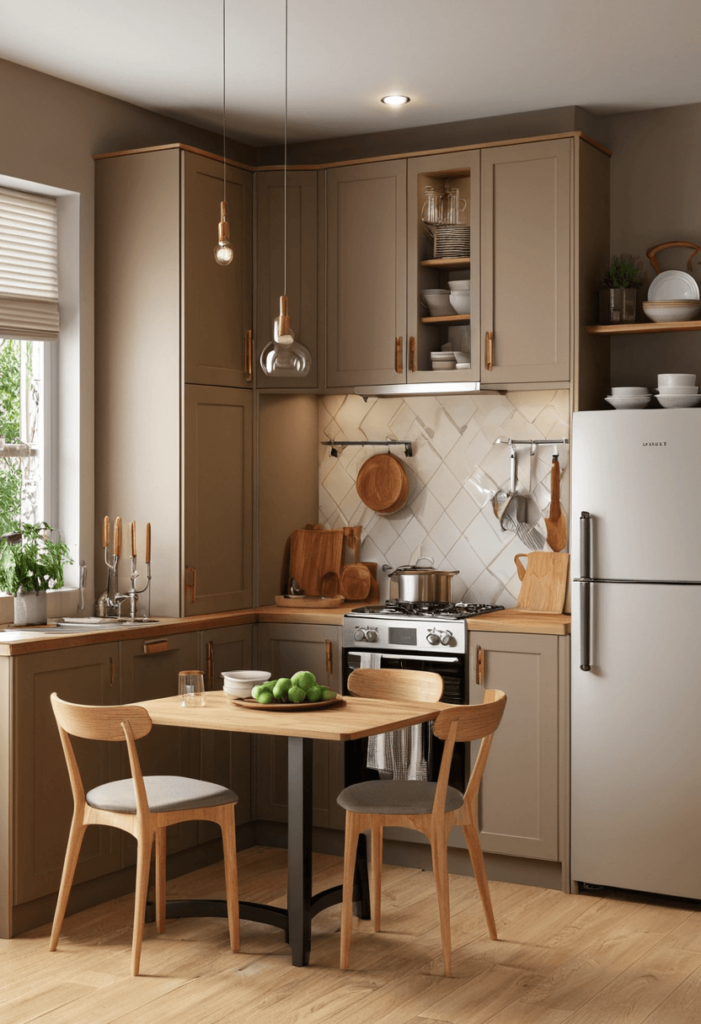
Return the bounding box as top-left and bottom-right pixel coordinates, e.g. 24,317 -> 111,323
355,453 -> 409,514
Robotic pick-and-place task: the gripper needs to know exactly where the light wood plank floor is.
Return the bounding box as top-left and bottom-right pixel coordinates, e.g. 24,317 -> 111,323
2,846 -> 701,1024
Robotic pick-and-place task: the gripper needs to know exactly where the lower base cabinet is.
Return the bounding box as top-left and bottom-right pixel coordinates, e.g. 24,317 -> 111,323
468,630 -> 569,863
254,622 -> 344,830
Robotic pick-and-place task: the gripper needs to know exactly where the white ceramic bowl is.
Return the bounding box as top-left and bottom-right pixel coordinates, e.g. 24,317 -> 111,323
658,373 -> 696,387
421,289 -> 454,317
605,395 -> 651,409
449,293 -> 471,315
430,350 -> 457,359
643,300 -> 701,323
611,386 -> 650,395
448,280 -> 471,291
656,394 -> 701,408
656,385 -> 699,395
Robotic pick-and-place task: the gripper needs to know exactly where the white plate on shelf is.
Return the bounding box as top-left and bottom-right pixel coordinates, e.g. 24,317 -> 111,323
648,270 -> 700,301
656,394 -> 701,408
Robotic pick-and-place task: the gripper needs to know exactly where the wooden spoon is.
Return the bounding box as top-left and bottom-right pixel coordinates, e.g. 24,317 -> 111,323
544,454 -> 567,552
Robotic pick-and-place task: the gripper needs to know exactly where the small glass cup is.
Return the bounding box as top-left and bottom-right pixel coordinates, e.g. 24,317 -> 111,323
178,669 -> 206,707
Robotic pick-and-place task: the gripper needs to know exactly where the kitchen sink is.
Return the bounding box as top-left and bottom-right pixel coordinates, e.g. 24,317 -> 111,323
55,618 -> 160,631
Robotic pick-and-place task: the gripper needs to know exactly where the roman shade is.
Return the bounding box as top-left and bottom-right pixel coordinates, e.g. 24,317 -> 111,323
0,186 -> 59,341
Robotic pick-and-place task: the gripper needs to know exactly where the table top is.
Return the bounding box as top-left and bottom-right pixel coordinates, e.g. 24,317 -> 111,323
135,692 -> 447,743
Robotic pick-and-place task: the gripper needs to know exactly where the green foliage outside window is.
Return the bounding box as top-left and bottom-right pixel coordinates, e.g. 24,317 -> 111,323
0,339 -> 22,534
0,521 -> 72,595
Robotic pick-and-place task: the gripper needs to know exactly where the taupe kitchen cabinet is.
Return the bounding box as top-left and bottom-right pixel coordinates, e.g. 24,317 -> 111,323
255,170 -> 319,389
325,160 -> 408,388
468,630 -> 569,863
95,145 -> 254,617
253,623 -> 344,830
199,624 -> 254,828
11,644 -> 122,906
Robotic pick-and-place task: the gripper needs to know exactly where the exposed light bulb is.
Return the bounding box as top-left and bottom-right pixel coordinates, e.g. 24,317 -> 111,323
214,200 -> 234,266
381,94 -> 410,106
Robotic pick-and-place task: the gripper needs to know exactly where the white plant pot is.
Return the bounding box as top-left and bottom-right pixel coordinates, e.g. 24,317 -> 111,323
14,590 -> 47,626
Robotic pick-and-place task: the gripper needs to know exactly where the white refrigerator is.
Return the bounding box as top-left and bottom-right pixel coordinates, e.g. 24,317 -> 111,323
571,409 -> 701,900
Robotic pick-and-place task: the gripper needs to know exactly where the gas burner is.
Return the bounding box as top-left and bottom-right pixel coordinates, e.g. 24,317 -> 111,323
350,601 -> 504,620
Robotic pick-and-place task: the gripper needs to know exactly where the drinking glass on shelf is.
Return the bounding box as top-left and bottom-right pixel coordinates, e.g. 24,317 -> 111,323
421,186 -> 444,225
178,669 -> 206,707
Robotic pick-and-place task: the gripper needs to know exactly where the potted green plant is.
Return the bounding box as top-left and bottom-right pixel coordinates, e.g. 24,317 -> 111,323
0,522 -> 73,625
600,254 -> 645,324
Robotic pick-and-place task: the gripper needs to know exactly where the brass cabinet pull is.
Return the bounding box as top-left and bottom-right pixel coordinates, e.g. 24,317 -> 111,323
143,639 -> 170,655
185,566 -> 196,603
245,329 -> 253,381
476,646 -> 485,686
409,336 -> 417,373
394,336 -> 403,375
485,331 -> 494,372
325,639 -> 333,675
207,640 -> 214,687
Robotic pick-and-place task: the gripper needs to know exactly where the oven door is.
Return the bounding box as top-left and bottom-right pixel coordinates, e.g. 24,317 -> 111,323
343,650 -> 465,704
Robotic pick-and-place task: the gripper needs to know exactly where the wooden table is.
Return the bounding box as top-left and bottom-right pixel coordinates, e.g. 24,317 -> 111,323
135,692 -> 445,966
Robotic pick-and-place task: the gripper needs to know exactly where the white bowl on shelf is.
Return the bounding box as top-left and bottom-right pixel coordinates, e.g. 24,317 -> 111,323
448,280 -> 470,291
421,289 -> 454,317
449,293 -> 471,315
656,394 -> 701,408
658,373 -> 696,387
611,386 -> 649,395
643,300 -> 701,323
656,385 -> 699,395
605,395 -> 651,409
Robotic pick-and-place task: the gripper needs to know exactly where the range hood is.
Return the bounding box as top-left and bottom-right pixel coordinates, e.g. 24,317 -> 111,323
354,381 -> 500,398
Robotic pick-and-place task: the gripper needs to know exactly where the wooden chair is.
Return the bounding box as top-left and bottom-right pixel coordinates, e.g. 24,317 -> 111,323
339,685 -> 507,976
346,668 -> 444,936
49,693 -> 240,976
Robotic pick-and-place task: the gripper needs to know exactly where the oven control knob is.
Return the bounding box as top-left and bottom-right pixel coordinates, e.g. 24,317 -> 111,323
440,631 -> 454,646
427,630 -> 441,645
353,627 -> 367,642
365,628 -> 378,643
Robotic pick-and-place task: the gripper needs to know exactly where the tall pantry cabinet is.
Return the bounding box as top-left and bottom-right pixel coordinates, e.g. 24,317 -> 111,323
95,146 -> 253,617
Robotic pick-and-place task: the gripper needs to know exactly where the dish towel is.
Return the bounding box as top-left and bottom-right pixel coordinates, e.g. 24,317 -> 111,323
367,723 -> 433,781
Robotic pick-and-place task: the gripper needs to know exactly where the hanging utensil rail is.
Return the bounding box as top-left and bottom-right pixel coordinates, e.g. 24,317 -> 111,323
495,437 -> 569,447
321,439 -> 413,457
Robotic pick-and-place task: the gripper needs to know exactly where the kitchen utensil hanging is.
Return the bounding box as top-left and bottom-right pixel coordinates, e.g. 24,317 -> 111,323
544,452 -> 567,552
356,452 -> 409,514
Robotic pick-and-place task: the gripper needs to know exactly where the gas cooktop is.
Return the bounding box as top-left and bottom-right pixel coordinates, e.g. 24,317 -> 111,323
346,601 -> 504,621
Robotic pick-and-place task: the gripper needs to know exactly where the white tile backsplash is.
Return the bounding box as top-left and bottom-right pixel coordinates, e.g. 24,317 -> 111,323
319,391 -> 569,607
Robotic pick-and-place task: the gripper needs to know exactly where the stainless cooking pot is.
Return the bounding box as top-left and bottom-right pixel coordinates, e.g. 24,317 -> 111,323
382,559 -> 459,603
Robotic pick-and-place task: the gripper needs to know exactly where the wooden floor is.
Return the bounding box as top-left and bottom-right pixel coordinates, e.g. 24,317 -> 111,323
2,846 -> 701,1024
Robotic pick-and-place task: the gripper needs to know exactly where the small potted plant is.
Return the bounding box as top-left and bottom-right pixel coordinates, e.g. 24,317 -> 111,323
600,254 -> 645,324
0,522 -> 73,625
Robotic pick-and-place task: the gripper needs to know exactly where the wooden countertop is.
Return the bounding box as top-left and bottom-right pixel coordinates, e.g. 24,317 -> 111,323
0,604 -> 569,656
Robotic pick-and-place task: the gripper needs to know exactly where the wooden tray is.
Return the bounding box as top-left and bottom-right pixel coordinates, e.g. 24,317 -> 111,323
274,594 -> 345,608
230,696 -> 344,712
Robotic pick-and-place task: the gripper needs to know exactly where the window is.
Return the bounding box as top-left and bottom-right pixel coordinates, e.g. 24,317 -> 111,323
0,338 -> 48,533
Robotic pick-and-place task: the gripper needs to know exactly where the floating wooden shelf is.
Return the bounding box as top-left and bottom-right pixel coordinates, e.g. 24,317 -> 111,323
421,314 -> 471,323
421,257 -> 471,269
586,320 -> 701,335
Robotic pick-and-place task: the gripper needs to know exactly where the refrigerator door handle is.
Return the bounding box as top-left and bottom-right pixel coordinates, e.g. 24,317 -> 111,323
580,512 -> 592,671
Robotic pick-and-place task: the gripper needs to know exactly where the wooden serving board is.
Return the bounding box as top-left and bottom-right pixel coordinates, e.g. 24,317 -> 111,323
515,552 -> 569,614
289,527 -> 346,597
274,594 -> 345,608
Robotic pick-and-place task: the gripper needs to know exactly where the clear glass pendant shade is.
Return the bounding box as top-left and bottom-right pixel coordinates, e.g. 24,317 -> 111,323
259,295 -> 310,376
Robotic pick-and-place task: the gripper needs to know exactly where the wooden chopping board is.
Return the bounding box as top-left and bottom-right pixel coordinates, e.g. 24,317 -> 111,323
515,552 -> 569,614
356,453 -> 409,514
289,527 -> 345,597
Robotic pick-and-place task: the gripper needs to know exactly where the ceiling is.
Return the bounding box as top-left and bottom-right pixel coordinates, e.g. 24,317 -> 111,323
3,0 -> 701,147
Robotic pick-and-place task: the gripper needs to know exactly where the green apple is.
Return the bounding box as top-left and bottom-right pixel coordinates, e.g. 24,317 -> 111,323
291,670 -> 316,691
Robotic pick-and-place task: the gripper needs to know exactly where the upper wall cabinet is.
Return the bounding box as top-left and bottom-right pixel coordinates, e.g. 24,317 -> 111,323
326,160 -> 407,388
481,139 -> 572,386
255,170 -> 319,389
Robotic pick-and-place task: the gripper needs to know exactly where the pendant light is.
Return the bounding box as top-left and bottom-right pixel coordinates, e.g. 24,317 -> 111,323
260,0 -> 311,377
214,0 -> 234,266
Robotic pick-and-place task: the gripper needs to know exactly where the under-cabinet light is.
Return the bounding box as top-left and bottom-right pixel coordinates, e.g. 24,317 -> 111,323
381,95 -> 410,106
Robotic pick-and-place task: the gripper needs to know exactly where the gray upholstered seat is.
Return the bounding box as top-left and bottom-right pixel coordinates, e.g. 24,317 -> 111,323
86,776 -> 238,814
337,780 -> 463,816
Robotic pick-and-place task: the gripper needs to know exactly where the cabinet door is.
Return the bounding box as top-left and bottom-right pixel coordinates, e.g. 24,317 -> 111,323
256,170 -> 318,389
200,625 -> 253,827
468,631 -> 559,861
13,645 -> 121,905
119,633 -> 201,859
182,151 -> 253,389
481,139 -> 572,385
183,384 -> 253,614
254,623 -> 344,829
326,160 -> 407,387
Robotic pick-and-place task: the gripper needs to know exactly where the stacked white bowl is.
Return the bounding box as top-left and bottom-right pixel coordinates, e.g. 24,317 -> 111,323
431,350 -> 457,370
656,373 -> 701,408
421,289 -> 454,317
448,280 -> 471,315
604,386 -> 651,410
221,670 -> 271,701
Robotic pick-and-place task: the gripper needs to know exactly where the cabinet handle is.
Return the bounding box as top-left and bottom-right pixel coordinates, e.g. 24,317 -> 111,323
109,656 -> 114,686
394,336 -> 403,375
409,336 -> 417,373
245,329 -> 253,382
485,331 -> 494,372
207,640 -> 214,687
325,639 -> 333,675
185,566 -> 196,603
143,639 -> 170,655
476,646 -> 485,686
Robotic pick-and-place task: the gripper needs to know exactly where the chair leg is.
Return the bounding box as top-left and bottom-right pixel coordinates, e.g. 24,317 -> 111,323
49,815 -> 87,951
371,825 -> 383,932
155,826 -> 167,934
462,823 -> 497,940
429,828 -> 452,978
220,805 -> 240,953
131,828 -> 154,977
340,814 -> 362,970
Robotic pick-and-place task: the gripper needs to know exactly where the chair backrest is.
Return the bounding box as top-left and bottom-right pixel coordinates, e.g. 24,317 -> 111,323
348,668 -> 444,703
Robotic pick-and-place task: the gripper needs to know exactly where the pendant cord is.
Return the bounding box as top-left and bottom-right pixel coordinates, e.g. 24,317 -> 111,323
222,0 -> 227,206
283,0 -> 288,296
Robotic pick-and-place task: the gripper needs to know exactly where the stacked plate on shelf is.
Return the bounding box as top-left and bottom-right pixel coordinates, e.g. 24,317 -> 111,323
643,270 -> 701,322
433,225 -> 470,259
604,386 -> 651,409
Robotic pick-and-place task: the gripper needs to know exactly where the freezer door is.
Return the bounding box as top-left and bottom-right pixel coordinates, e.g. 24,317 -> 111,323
571,581 -> 701,899
572,409 -> 701,581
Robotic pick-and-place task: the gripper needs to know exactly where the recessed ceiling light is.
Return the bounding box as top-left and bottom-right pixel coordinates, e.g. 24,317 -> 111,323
381,95 -> 410,107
